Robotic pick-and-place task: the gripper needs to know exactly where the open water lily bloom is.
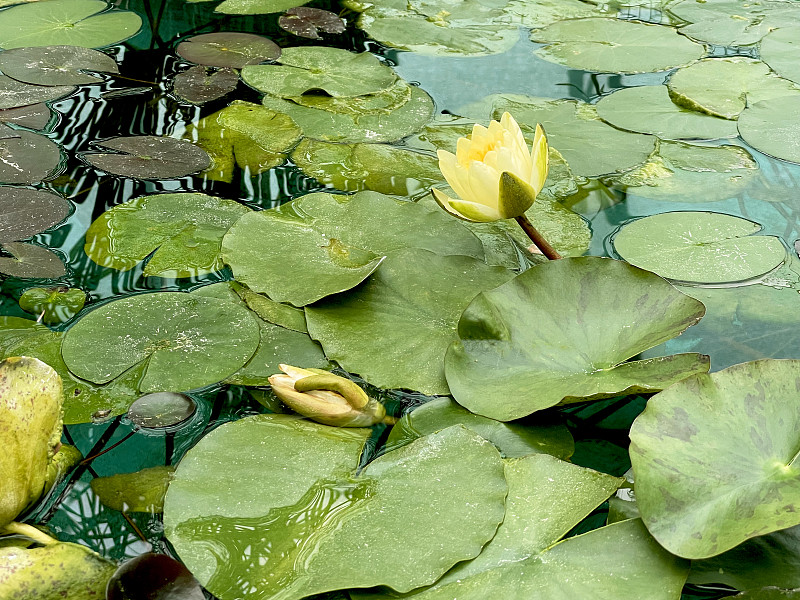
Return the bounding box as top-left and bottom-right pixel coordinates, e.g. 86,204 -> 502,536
432,112 -> 549,222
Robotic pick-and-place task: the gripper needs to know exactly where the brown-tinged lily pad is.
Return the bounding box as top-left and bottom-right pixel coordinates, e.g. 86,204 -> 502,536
107,552 -> 204,600
0,45 -> 118,86
172,66 -> 239,105
80,135 -> 211,179
0,104 -> 52,130
0,75 -> 75,110
0,243 -> 66,279
0,187 -> 70,243
176,32 -> 280,68
0,126 -> 63,184
279,7 -> 346,39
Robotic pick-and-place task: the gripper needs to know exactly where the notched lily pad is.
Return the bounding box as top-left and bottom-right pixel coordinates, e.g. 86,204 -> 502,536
279,7 -> 346,39
19,286 -> 85,323
175,32 -> 280,68
0,187 -> 70,243
0,243 -> 66,279
0,45 -> 118,85
91,466 -> 176,512
172,66 -> 238,105
80,135 -> 211,179
0,126 -> 63,184
127,392 -> 196,429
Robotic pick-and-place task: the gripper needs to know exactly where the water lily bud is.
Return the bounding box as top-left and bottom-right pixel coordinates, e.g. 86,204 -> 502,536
268,364 -> 386,427
432,112 -> 549,222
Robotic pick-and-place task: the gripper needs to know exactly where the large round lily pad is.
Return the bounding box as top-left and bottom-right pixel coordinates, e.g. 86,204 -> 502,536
222,191 -> 484,306
306,248 -> 512,395
761,27 -> 800,85
175,32 -> 280,68
445,257 -> 709,421
172,66 -> 238,105
0,243 -> 66,279
0,0 -> 143,49
612,212 -> 787,284
165,415 -> 507,600
0,75 -> 75,110
81,136 -> 211,179
531,18 -> 705,73
630,359 -> 800,559
0,187 -> 70,243
84,192 -> 250,278
0,127 -> 63,184
0,45 -> 118,85
61,291 -> 261,393
738,95 -> 800,165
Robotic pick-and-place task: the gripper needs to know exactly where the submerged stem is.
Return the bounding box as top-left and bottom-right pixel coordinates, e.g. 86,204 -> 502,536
1,521 -> 57,546
514,214 -> 562,260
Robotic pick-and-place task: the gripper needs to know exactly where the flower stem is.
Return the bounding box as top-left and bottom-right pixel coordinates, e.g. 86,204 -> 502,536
514,214 -> 561,260
1,521 -> 58,546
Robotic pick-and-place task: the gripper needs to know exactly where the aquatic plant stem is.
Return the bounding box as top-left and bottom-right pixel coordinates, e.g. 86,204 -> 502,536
515,214 -> 561,260
2,521 -> 57,546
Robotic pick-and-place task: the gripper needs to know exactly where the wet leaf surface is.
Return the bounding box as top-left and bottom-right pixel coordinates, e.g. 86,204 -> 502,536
91,466 -> 176,512
279,7 -> 346,39
0,126 -> 63,184
80,135 -> 211,179
0,243 -> 66,279
172,65 -> 238,105
175,32 -> 280,68
0,187 -> 70,243
0,74 -> 75,110
0,103 -> 52,130
18,286 -> 85,323
127,392 -> 196,428
0,45 -> 119,85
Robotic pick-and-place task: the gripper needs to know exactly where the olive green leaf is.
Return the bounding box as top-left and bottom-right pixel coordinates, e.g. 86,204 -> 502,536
214,0 -> 310,14
0,75 -> 75,110
172,66 -> 239,105
61,291 -> 261,393
504,0 -> 604,29
0,45 -> 118,85
230,283 -> 307,333
761,27 -> 800,85
613,211 -> 786,284
306,248 -> 513,395
0,187 -> 70,243
84,192 -> 251,277
738,94 -> 800,164
0,356 -> 62,527
19,286 -> 85,323
0,126 -> 63,184
0,0 -> 142,49
175,32 -> 280,68
80,135 -> 211,179
0,103 -> 53,129
731,590 -> 800,600
630,359 -> 800,559
165,416 -> 506,600
91,466 -> 175,513
0,243 -> 66,279
446,257 -> 709,421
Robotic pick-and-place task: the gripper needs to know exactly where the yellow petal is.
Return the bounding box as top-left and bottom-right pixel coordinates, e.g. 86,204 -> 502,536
437,150 -> 472,202
449,198 -> 503,222
466,160 -> 501,209
529,124 -> 549,194
431,188 -> 468,219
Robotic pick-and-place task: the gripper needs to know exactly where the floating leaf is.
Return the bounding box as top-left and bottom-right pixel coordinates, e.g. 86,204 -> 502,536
0,75 -> 75,110
279,7 -> 345,39
165,416 -> 507,600
61,291 -> 261,393
0,187 -> 70,243
613,211 -> 787,284
107,553 -> 204,600
0,126 -> 62,184
215,0 -> 310,14
172,66 -> 238,105
761,27 -> 800,85
732,590 -> 800,600
306,248 -> 512,395
445,257 -> 708,421
738,94 -> 800,165
127,392 -> 196,428
595,85 -> 738,140
287,78 -> 413,115
0,45 -> 118,85
504,0 -> 604,29
0,243 -> 66,279
0,0 -> 143,49
630,359 -> 800,558
84,192 -> 250,277
91,466 -> 176,512
175,32 -> 280,68
0,103 -> 52,130
531,18 -> 704,73
231,283 -> 308,333
19,286 -> 85,323
222,191 -> 485,306
385,397 -> 574,459
182,100 -> 302,182
80,135 -> 211,179
667,58 -> 800,120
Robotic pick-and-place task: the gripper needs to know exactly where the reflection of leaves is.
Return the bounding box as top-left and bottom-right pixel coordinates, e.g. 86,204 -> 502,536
279,7 -> 346,39
172,66 -> 238,105
0,45 -> 118,85
80,136 -> 211,179
0,187 -> 70,243
176,32 -> 280,68
0,243 -> 66,279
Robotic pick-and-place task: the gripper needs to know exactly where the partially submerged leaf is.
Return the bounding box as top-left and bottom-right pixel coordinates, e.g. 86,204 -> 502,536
0,243 -> 66,279
279,7 -> 345,39
18,286 -> 85,323
0,187 -> 70,243
175,32 -> 280,68
0,45 -> 118,85
80,135 -> 211,179
172,66 -> 238,105
91,466 -> 176,512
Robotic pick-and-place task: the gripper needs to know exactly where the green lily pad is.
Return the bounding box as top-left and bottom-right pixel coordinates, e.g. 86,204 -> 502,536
738,94 -> 800,165
242,47 -> 397,98
0,45 -> 118,85
0,126 -> 63,184
761,27 -> 800,85
0,356 -> 62,527
458,94 -> 655,177
172,66 -> 239,105
0,75 -> 75,110
306,248 -> 512,395
531,18 -> 705,73
0,243 -> 66,279
222,191 -> 485,306
165,416 -> 507,600
261,84 -> 434,143
504,0 -> 604,29
61,291 -> 261,393
279,7 -> 345,39
612,211 -> 787,284
667,58 -> 800,120
287,78 -> 413,115
610,141 -> 759,203
0,103 -> 53,129
214,0 -> 310,14
0,541 -> 116,599
175,32 -> 280,68
385,397 -> 574,459
182,100 -> 302,182
290,138 -> 444,196
19,286 -> 85,323
629,359 -> 800,559
231,283 -> 308,333
0,0 -> 143,49
84,192 -> 251,278
0,187 -> 70,243
91,465 -> 175,512
80,135 -> 211,179
445,257 -> 709,421
732,590 -> 800,600
595,85 -> 739,140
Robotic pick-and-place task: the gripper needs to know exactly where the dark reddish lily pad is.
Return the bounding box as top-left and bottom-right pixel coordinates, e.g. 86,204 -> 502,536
279,7 -> 345,39
106,553 -> 204,600
0,242 -> 66,278
0,187 -> 70,242
0,45 -> 119,86
0,103 -> 52,130
172,65 -> 239,105
80,136 -> 211,179
127,392 -> 197,429
0,125 -> 63,184
0,74 -> 76,110
176,32 -> 280,68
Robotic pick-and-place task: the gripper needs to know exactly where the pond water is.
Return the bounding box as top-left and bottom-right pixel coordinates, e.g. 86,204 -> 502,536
1,0 -> 800,597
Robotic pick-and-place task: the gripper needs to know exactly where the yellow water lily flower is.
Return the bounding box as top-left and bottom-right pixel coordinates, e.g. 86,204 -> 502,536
432,112 -> 549,222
